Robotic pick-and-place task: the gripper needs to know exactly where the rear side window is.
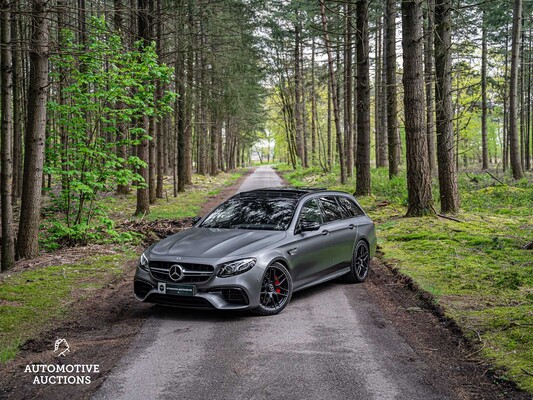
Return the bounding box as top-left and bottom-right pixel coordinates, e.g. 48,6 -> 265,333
299,199 -> 322,224
319,197 -> 343,223
337,196 -> 365,217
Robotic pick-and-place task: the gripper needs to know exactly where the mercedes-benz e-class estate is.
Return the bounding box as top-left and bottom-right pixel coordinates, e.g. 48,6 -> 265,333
134,188 -> 377,315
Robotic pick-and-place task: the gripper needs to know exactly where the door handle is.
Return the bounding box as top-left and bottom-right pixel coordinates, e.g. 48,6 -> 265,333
321,230 -> 330,236
348,224 -> 356,230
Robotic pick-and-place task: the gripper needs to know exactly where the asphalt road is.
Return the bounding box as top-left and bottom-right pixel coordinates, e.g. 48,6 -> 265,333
94,166 -> 452,400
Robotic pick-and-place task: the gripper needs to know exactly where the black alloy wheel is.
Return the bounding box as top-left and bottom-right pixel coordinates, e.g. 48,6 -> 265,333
252,262 -> 292,316
344,240 -> 370,283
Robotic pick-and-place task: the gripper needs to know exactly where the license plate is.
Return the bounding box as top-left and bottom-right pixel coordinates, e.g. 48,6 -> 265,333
157,283 -> 196,296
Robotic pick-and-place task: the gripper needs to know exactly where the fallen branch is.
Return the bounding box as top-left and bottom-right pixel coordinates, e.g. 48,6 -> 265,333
522,368 -> 533,377
437,213 -> 463,223
522,241 -> 533,250
485,171 -> 506,186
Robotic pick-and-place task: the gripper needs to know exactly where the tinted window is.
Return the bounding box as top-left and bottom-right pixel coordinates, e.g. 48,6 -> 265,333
298,199 -> 322,224
319,197 -> 343,223
337,196 -> 364,217
200,197 -> 297,231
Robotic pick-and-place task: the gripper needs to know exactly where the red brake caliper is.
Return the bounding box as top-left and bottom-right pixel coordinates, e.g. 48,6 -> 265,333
274,275 -> 281,293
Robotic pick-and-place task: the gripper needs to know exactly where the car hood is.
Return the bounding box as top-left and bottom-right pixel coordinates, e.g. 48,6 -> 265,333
150,227 -> 287,259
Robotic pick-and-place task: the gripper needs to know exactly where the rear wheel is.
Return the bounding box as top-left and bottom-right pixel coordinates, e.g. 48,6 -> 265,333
252,262 -> 292,316
343,240 -> 370,283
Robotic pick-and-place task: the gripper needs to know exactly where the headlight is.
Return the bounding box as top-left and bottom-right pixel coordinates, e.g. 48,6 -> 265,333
139,252 -> 149,271
217,258 -> 256,277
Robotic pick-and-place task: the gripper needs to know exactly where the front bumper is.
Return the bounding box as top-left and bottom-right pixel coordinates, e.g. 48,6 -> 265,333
133,259 -> 265,310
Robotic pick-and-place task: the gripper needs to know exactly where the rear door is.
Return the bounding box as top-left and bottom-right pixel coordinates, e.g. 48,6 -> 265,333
317,196 -> 354,273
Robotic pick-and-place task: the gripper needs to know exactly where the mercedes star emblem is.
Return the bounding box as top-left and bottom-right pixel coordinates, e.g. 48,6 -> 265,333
169,264 -> 184,282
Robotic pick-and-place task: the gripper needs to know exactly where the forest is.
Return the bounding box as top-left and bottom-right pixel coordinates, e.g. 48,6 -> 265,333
0,0 -> 532,393
0,0 -> 532,269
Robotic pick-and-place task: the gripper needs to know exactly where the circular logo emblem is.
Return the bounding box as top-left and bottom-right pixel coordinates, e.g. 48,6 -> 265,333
169,264 -> 184,282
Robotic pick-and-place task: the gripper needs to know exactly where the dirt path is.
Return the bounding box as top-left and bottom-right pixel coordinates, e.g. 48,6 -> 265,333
0,166 -> 529,400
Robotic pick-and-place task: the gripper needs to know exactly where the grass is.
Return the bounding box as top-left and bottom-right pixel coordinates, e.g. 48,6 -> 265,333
105,171 -> 243,221
278,163 -> 533,392
1,169 -> 245,364
0,250 -> 136,363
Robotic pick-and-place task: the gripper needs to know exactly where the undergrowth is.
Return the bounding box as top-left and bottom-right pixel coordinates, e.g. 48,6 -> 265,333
277,163 -> 533,392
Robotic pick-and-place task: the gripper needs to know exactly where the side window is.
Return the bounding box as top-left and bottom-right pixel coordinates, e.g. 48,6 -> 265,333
298,199 -> 322,224
337,196 -> 365,217
319,197 -> 343,223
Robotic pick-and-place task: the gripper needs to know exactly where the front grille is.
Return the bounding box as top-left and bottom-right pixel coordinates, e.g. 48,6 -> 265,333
221,288 -> 249,305
149,261 -> 214,283
146,294 -> 214,308
134,280 -> 153,298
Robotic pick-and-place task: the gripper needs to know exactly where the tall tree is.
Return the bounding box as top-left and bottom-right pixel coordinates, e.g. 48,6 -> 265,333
434,0 -> 459,213
480,9 -> 489,170
401,0 -> 434,216
16,0 -> 50,259
134,0 -> 150,215
1,0 -> 15,270
344,2 -> 354,176
424,0 -> 436,173
355,0 -> 371,195
509,0 -> 524,179
385,0 -> 400,178
320,0 -> 346,184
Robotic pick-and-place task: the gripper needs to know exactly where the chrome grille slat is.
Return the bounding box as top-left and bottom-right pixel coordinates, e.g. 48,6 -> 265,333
148,261 -> 214,283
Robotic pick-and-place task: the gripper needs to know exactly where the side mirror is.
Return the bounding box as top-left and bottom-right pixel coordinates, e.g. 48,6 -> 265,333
298,221 -> 320,233
191,216 -> 202,225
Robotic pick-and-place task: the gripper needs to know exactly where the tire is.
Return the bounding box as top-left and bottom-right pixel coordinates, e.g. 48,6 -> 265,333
343,240 -> 371,283
251,262 -> 293,316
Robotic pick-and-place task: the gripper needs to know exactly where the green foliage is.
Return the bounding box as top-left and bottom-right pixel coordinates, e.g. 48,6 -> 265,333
280,166 -> 533,392
47,17 -> 176,243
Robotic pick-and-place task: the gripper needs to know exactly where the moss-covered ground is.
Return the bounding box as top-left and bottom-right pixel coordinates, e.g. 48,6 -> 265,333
278,164 -> 533,392
0,170 -> 244,363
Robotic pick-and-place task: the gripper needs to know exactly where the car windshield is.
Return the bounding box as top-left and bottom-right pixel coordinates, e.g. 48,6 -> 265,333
199,196 -> 297,231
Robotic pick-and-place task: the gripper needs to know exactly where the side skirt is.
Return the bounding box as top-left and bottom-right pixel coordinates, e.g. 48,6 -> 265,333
293,267 -> 351,293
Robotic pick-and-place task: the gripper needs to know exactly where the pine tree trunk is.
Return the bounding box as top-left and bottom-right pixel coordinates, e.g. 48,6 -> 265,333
11,4 -> 22,202
355,0 -> 371,195
434,0 -> 459,213
509,0 -> 524,179
424,0 -> 436,173
320,0 -> 346,184
16,0 -> 50,259
294,18 -> 305,166
135,0 -> 150,215
401,0 -> 434,217
344,2 -> 354,176
480,12 -> 489,170
1,0 -> 15,270
385,0 -> 400,178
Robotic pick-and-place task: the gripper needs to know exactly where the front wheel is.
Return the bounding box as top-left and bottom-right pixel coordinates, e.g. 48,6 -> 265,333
251,262 -> 293,316
343,240 -> 370,283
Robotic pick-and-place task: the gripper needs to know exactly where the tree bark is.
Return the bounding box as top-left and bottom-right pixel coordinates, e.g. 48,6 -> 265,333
424,0 -> 436,173
509,0 -> 524,179
401,0 -> 434,216
320,0 -> 346,184
385,0 -> 400,178
1,0 -> 15,269
355,0 -> 371,195
480,11 -> 489,170
135,0 -> 150,216
434,0 -> 459,213
344,2 -> 354,176
16,0 -> 50,259
294,17 -> 305,166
